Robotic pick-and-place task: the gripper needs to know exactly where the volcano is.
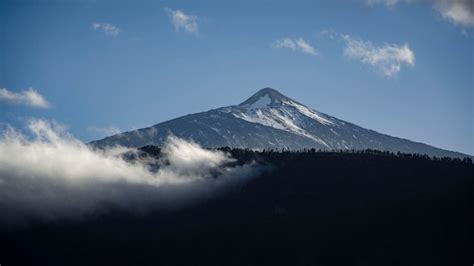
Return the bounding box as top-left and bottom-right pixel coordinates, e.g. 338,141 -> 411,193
91,88 -> 468,158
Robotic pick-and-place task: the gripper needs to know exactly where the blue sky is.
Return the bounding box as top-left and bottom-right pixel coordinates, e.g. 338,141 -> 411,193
0,0 -> 473,154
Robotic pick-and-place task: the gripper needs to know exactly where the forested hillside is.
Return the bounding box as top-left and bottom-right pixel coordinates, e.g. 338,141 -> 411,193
1,149 -> 472,266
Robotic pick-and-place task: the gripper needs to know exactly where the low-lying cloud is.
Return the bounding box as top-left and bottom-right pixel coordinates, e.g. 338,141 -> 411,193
0,88 -> 50,108
0,119 -> 257,225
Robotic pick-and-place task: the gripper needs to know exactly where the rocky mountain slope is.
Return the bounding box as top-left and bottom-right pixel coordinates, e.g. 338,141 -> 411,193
91,88 -> 469,158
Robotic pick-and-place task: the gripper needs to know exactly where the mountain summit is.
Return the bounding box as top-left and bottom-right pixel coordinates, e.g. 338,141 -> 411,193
91,88 -> 468,158
239,87 -> 296,108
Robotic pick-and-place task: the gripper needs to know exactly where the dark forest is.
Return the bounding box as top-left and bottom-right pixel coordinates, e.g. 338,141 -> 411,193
1,148 -> 472,266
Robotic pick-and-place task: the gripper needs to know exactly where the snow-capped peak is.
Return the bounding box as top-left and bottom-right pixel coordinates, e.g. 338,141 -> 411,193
239,88 -> 291,108
235,88 -> 334,125
226,88 -> 337,147
91,87 -> 467,158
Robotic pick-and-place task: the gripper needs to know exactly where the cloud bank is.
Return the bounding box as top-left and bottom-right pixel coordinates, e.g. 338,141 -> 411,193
271,38 -> 319,56
0,88 -> 50,108
92,23 -> 121,37
0,120 -> 257,224
368,0 -> 474,27
165,8 -> 199,34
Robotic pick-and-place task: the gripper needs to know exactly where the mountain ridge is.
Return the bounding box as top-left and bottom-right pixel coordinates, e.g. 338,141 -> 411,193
91,88 -> 470,158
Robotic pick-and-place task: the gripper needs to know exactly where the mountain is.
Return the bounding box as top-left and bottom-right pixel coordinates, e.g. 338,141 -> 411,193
91,88 -> 469,158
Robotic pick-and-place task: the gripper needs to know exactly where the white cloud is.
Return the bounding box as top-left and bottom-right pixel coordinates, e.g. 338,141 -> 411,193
367,0 -> 474,27
164,8 -> 199,34
271,37 -> 319,56
366,0 -> 405,6
435,0 -> 474,27
0,119 -> 257,224
0,88 -> 50,108
320,29 -> 339,40
342,35 -> 415,77
92,22 -> 121,37
87,126 -> 121,137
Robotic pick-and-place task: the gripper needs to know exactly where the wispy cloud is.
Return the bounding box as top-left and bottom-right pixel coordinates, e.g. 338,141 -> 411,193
92,22 -> 121,37
367,0 -> 474,27
461,28 -> 470,37
320,30 -> 415,77
87,126 -> 121,137
366,0 -> 404,6
320,29 -> 415,78
0,88 -> 50,108
343,35 -> 415,77
271,38 -> 319,56
435,0 -> 474,27
164,8 -> 199,34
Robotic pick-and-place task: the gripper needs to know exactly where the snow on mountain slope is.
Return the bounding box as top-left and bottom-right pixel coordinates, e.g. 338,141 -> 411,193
90,88 -> 470,158
240,94 -> 272,109
225,88 -> 336,147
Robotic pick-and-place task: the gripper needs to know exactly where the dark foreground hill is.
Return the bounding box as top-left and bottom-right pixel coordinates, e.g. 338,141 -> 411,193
1,149 -> 472,266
